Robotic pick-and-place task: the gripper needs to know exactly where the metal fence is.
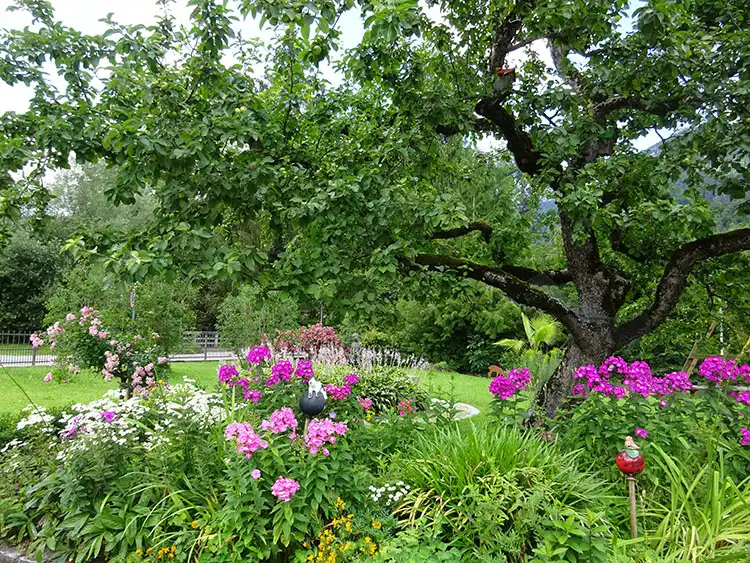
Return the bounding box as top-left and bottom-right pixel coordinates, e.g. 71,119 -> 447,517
0,330 -> 234,367
0,332 -> 55,367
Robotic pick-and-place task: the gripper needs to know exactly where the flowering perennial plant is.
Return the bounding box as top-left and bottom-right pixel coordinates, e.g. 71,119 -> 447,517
699,356 -> 750,384
741,428 -> 750,447
572,357 -> 692,399
33,307 -> 168,395
305,419 -> 348,455
397,398 -> 416,416
271,476 -> 300,502
225,421 -> 269,458
247,345 -> 272,365
261,407 -> 298,435
489,368 -> 531,400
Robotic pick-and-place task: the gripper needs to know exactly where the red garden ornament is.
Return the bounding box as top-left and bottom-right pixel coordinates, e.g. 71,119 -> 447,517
616,436 -> 644,538
616,436 -> 645,476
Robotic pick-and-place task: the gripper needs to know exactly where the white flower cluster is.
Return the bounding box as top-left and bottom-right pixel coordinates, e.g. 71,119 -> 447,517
369,481 -> 410,506
358,348 -> 429,371
0,439 -> 26,454
16,406 -> 55,432
14,378 -> 228,461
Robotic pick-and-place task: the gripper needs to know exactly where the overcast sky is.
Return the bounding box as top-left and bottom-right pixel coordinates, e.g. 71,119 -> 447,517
0,0 -> 657,151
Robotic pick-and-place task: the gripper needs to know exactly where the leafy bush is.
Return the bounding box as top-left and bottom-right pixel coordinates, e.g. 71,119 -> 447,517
0,231 -> 67,330
35,307 -> 169,396
357,367 -> 429,413
390,424 -> 613,562
217,286 -> 300,355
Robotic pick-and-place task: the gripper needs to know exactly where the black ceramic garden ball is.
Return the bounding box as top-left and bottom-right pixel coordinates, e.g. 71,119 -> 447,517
299,389 -> 326,417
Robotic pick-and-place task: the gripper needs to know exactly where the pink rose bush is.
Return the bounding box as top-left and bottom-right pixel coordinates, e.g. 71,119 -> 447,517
33,307 -> 168,396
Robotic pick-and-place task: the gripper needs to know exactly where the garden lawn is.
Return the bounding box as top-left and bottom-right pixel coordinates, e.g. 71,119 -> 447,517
0,363 -> 493,417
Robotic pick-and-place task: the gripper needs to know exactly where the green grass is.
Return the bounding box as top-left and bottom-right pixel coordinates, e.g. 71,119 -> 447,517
0,363 -> 492,417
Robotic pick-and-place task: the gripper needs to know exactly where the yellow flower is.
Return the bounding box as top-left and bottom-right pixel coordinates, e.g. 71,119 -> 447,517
345,521 -> 352,532
191,520 -> 199,529
158,379 -> 165,385
364,536 -> 371,544
335,497 -> 347,510
136,549 -> 143,556
146,548 -> 153,554
371,520 -> 382,529
168,554 -> 174,559
307,556 -> 314,561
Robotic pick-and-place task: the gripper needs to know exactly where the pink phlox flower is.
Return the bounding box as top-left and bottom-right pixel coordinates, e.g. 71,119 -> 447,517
357,397 -> 373,410
635,427 -> 648,439
304,418 -> 348,454
225,422 -> 269,458
251,469 -> 261,479
244,390 -> 263,403
740,428 -> 750,446
261,407 -> 298,434
65,313 -> 77,322
326,384 -> 352,401
101,411 -> 116,422
489,368 -> 530,400
271,476 -> 300,502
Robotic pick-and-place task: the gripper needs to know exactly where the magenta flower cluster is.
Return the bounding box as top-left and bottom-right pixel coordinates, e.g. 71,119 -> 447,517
261,407 -> 298,435
741,428 -> 750,447
305,418 -> 348,455
271,476 -> 300,502
573,357 -> 692,399
699,356 -> 750,384
358,397 -> 373,410
266,360 -> 294,386
326,384 -> 352,401
398,398 -> 416,416
247,345 -> 272,365
218,364 -> 239,383
295,360 -> 314,381
489,368 -> 531,400
224,422 -> 269,459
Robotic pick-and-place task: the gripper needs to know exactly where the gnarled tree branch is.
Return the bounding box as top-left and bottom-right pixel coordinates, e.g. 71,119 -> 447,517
475,97 -> 542,175
431,221 -> 494,243
615,227 -> 750,347
407,253 -> 580,334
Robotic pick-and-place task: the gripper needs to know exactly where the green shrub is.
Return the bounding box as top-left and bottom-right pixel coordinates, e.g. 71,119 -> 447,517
390,423 -> 614,562
358,367 -> 429,413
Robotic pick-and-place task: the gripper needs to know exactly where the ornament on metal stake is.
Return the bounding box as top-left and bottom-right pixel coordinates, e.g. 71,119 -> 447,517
616,436 -> 645,538
299,378 -> 327,437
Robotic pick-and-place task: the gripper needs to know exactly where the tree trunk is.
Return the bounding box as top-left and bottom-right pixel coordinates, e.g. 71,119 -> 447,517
536,336 -> 612,420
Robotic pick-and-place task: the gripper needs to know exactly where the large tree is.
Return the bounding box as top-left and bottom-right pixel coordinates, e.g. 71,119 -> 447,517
1,0 -> 749,416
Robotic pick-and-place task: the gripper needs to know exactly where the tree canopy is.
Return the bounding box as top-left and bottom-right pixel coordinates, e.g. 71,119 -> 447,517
1,0 -> 749,415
